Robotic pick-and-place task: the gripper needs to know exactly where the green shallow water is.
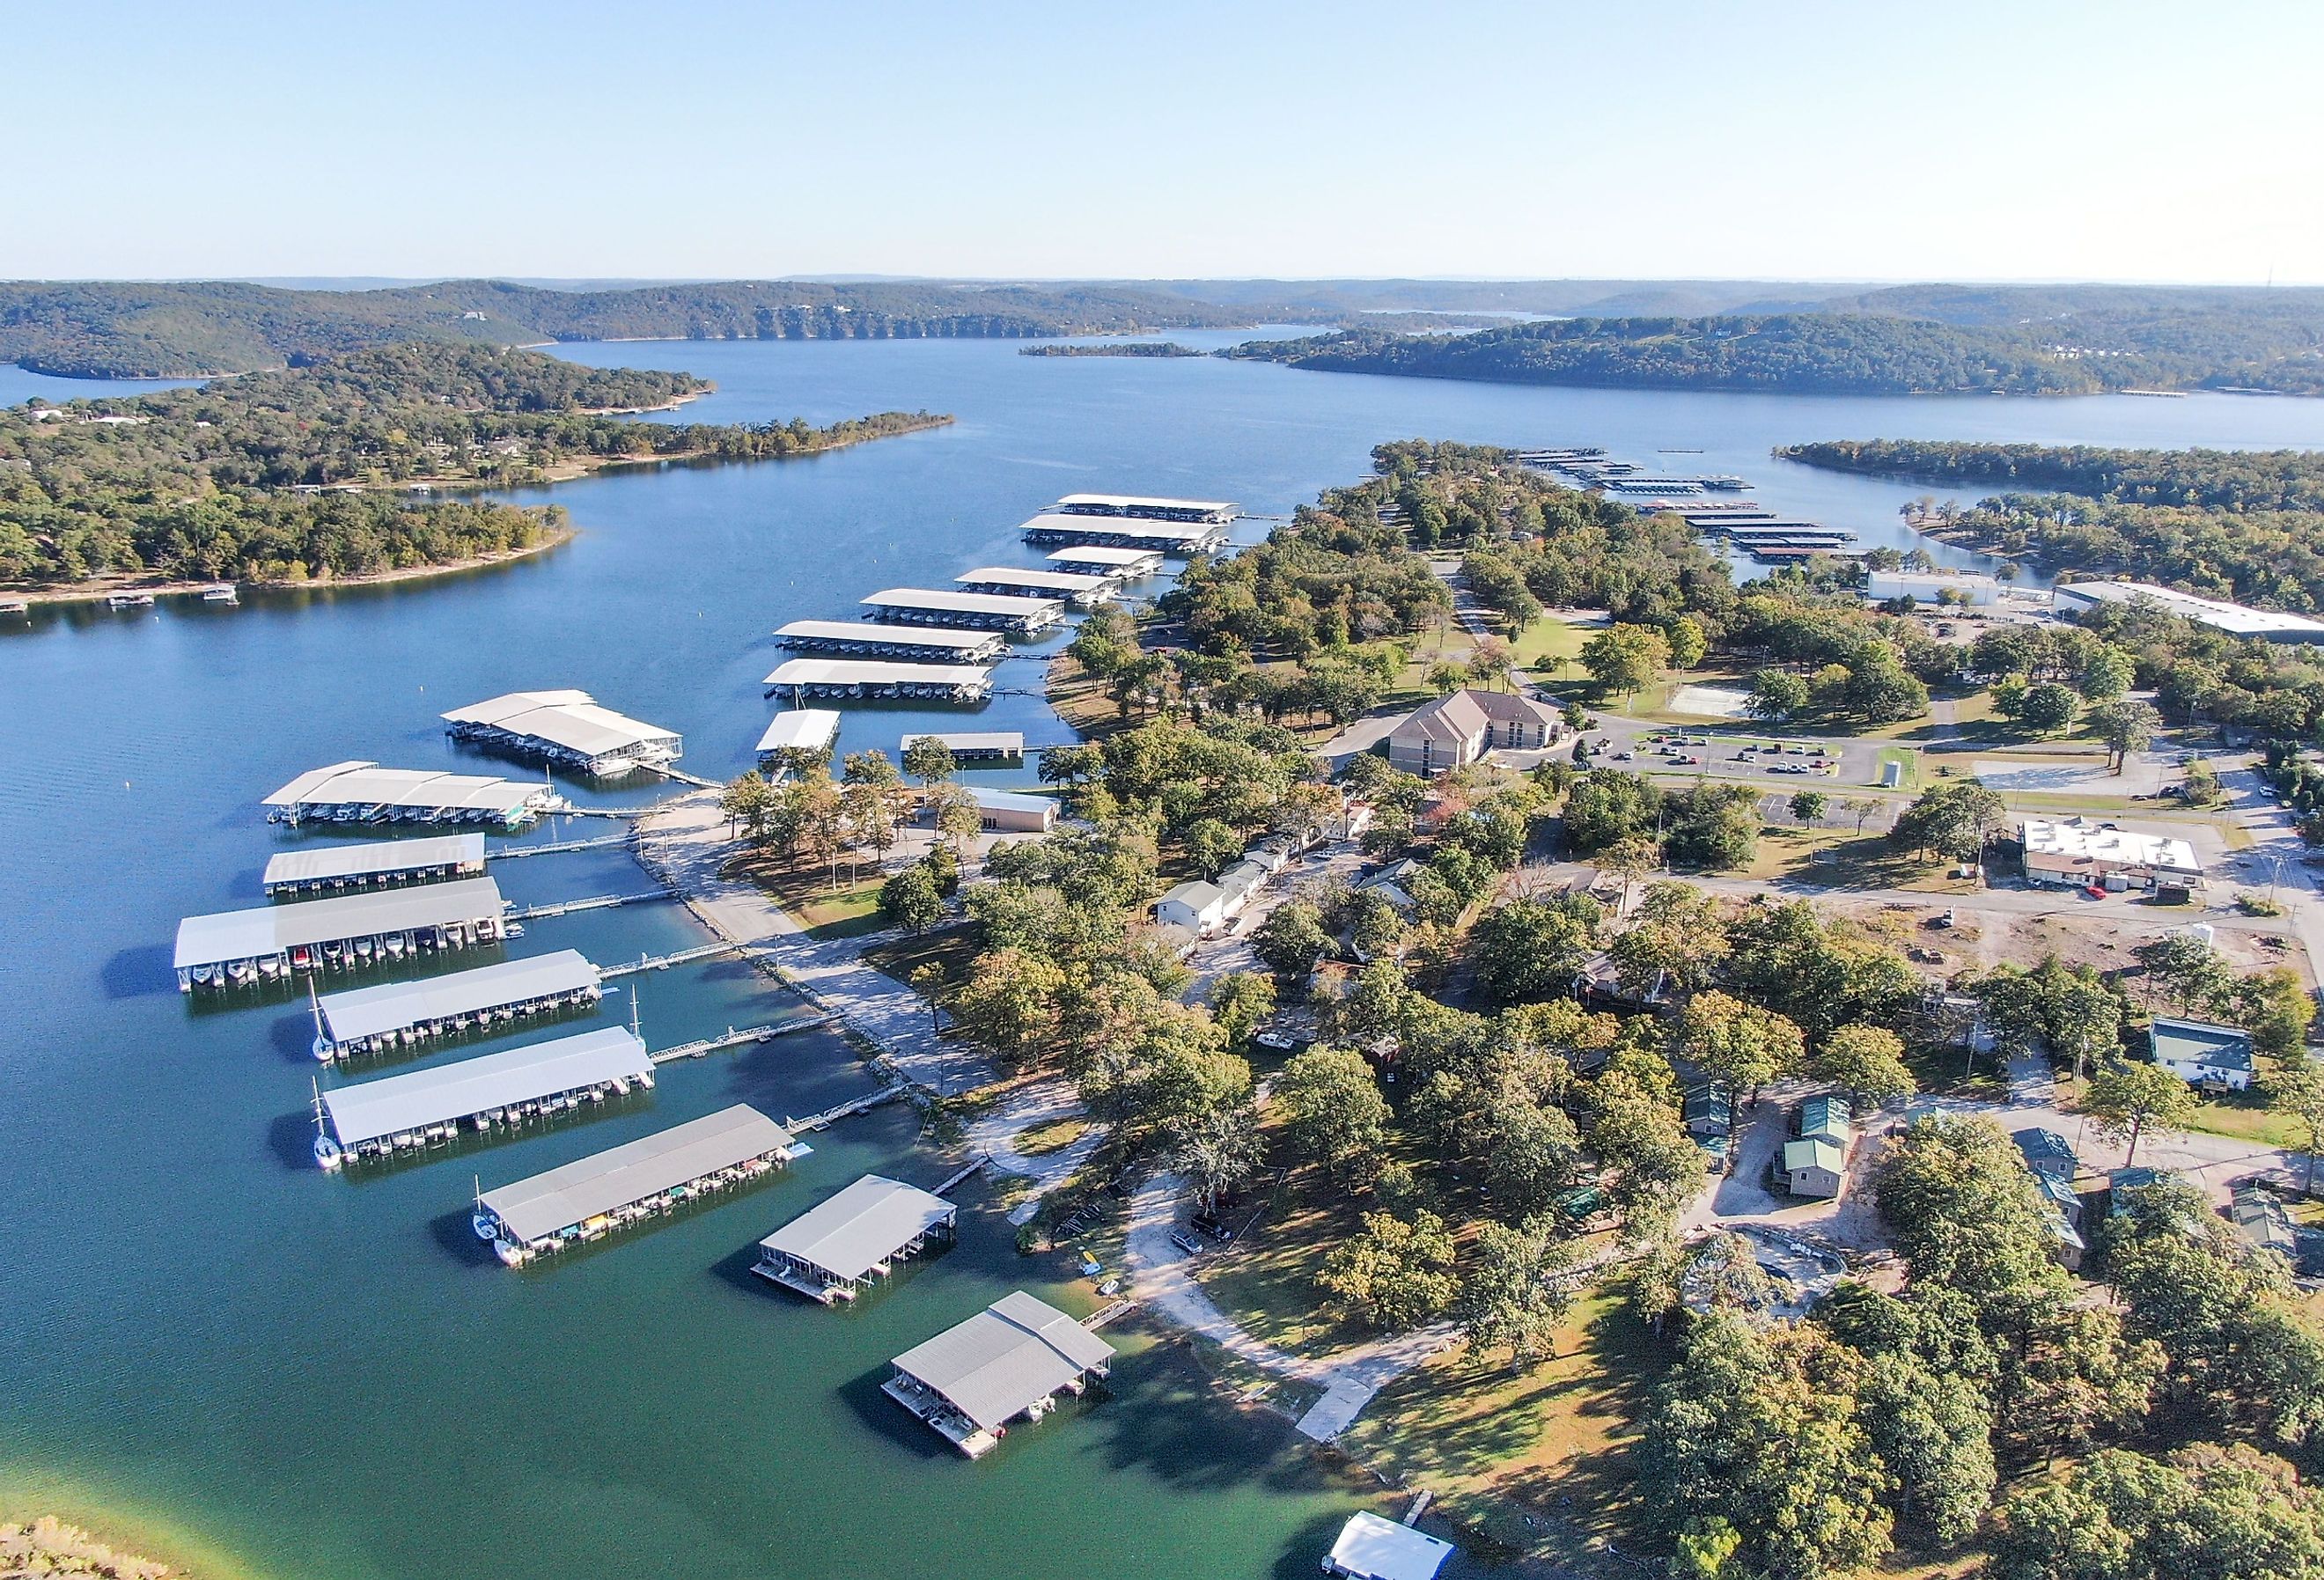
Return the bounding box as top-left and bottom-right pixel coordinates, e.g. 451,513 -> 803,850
11,338 -> 2324,1578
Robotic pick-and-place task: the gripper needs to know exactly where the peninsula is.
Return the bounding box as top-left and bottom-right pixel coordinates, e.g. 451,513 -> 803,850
0,342 -> 950,593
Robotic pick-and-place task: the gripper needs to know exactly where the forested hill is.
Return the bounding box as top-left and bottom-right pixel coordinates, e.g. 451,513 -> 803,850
0,342 -> 950,588
1776,440 -> 2324,513
0,279 -> 1298,378
1227,316 -> 2094,395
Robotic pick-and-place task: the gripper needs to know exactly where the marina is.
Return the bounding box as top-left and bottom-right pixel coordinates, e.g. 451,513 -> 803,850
774,619 -> 1005,664
1046,543 -> 1165,578
262,761 -> 566,828
646,1011 -> 830,1064
884,1290 -> 1116,1458
173,877 -> 509,991
899,730 -> 1025,763
1050,492 -> 1238,523
1017,516 -> 1229,554
755,708 -> 842,768
312,1025 -> 655,1171
753,1172 -> 957,1304
763,658 -> 995,703
440,689 -> 683,777
261,832 -> 489,898
954,565 -> 1118,605
859,585 -> 1065,635
473,1103 -> 806,1266
307,948 -> 603,1062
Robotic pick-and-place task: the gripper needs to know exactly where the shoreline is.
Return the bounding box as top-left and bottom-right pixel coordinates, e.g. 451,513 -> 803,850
5,525 -> 577,608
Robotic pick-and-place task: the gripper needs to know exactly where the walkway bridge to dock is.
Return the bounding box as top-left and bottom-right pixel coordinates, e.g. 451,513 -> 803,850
932,1155 -> 991,1196
601,941 -> 741,978
784,1083 -> 910,1135
506,889 -> 673,921
648,1013 -> 833,1066
489,832 -> 635,859
1085,1298 -> 1138,1331
651,766 -> 725,790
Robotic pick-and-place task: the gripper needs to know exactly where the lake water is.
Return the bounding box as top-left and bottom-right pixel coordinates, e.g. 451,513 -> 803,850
9,336 -> 2324,1580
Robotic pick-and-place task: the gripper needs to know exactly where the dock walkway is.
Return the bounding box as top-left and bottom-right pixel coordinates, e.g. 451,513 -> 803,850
785,1084 -> 910,1134
507,889 -> 673,921
490,832 -> 634,859
649,1014 -> 831,1065
932,1155 -> 990,1196
601,942 -> 739,978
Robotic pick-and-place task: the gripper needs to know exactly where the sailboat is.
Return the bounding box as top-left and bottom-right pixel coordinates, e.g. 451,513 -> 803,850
309,980 -> 335,1062
311,1078 -> 344,1171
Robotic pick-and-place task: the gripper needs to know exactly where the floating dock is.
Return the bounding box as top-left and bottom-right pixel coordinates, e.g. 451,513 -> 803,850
1044,545 -> 1164,579
900,731 -> 1024,763
955,567 -> 1117,606
309,948 -> 602,1062
313,1025 -> 652,1170
1052,493 -> 1238,524
0,598 -> 29,615
1018,517 -> 1228,554
175,877 -> 508,991
474,1104 -> 805,1267
262,833 -> 488,898
755,709 -> 842,768
262,761 -> 565,829
884,1291 -> 1116,1458
441,690 -> 681,777
763,659 -> 994,703
775,620 -> 1005,665
859,587 -> 1064,636
753,1173 -> 957,1304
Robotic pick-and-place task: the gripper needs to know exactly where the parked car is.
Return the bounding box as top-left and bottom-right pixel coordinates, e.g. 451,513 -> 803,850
1168,1230 -> 1204,1256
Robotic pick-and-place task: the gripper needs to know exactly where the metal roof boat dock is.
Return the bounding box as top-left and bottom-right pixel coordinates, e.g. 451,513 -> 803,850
859,587 -> 1064,635
900,731 -> 1025,762
440,690 -> 682,777
310,948 -> 602,1062
885,1290 -> 1116,1457
775,620 -> 1005,664
755,709 -> 842,768
1045,544 -> 1164,578
262,761 -> 564,829
1052,492 -> 1238,524
753,1174 -> 957,1304
955,566 -> 1117,606
174,877 -> 507,992
762,659 -> 993,703
262,834 -> 487,897
1018,516 -> 1229,554
474,1104 -> 805,1266
313,1025 -> 651,1170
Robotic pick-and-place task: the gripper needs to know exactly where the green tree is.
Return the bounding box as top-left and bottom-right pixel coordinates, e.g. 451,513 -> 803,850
1666,614 -> 1709,669
1888,779 -> 2005,863
1789,789 -> 1828,826
1815,1023 -> 1916,1111
2083,1058 -> 2197,1168
1459,1218 -> 1581,1369
2020,681 -> 2080,735
1171,1100 -> 1264,1216
1989,1444 -> 2324,1580
901,734 -> 956,789
1471,894 -> 1600,1002
1251,899 -> 1332,978
2077,644 -> 2136,702
1319,1209 -> 1460,1330
1276,1046 -> 1389,1181
1673,990 -> 1806,1106
1183,816 -> 1243,879
948,947 -> 1065,1065
1747,668 -> 1812,723
877,863 -> 943,935
1579,621 -> 1672,705
2268,1054 -> 2324,1194
1482,1098 -> 1583,1222
2135,932 -> 2235,1017
1205,971 -> 1277,1051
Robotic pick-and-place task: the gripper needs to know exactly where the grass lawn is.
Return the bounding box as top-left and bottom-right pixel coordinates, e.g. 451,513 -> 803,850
1873,745 -> 1923,790
1014,1114 -> 1092,1157
1747,828 -> 1977,893
728,852 -> 885,930
1505,614 -> 1592,674
1197,1168 -> 1376,1354
861,924 -> 983,991
2049,1071 -> 2304,1149
1335,1288 -> 1667,1577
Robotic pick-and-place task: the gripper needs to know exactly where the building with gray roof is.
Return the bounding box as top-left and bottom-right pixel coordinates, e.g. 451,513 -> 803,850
311,948 -> 601,1060
314,1025 -> 651,1168
174,877 -> 507,990
885,1290 -> 1115,1456
262,833 -> 486,897
754,1174 -> 957,1303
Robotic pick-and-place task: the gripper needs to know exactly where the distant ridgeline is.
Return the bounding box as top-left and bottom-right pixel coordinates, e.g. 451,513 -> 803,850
0,341 -> 950,587
0,278 -> 1295,379
1782,438 -> 2324,611
1228,284 -> 2324,396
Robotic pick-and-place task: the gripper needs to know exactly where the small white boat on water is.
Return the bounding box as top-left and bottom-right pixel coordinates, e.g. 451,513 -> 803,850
201,584 -> 239,604
313,1135 -> 344,1171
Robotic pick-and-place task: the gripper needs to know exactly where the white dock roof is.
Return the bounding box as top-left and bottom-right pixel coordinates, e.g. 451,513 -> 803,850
891,1290 -> 1115,1431
756,709 -> 842,753
321,1026 -> 650,1147
762,659 -> 993,687
1045,545 -> 1163,570
441,691 -> 680,759
956,567 -> 1113,593
1325,1511 -> 1454,1580
1055,493 -> 1238,518
901,731 -> 1024,753
316,949 -> 599,1044
261,761 -> 546,819
174,878 -> 505,970
775,620 -> 1003,651
263,834 -> 485,889
481,1105 -> 796,1245
1018,516 -> 1219,546
758,1174 -> 955,1282
861,587 -> 1064,618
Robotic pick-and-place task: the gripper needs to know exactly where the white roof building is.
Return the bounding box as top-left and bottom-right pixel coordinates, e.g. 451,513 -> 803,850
441,690 -> 681,775
2052,580 -> 2324,642
262,762 -> 557,827
320,1026 -> 651,1149
2020,817 -> 2202,889
755,1174 -> 957,1300
755,709 -> 842,758
1323,1512 -> 1454,1580
314,949 -> 599,1048
1053,492 -> 1239,522
889,1290 -> 1116,1433
261,833 -> 486,895
1044,544 -> 1165,576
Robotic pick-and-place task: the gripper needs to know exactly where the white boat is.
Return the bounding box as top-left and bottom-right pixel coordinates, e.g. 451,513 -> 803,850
107,592 -> 155,610
313,1135 -> 345,1171
494,1238 -> 527,1267
227,959 -> 258,985
201,585 -> 238,604
383,935 -> 407,958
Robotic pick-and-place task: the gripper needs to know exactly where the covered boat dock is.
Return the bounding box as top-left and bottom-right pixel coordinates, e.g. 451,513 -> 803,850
1045,545 -> 1164,579
775,621 -> 1004,665
859,587 -> 1064,636
262,761 -> 563,829
1018,516 -> 1228,554
886,1290 -> 1115,1457
1053,492 -> 1238,524
474,1103 -> 805,1266
763,659 -> 993,703
753,1174 -> 957,1303
175,877 -> 508,991
755,709 -> 842,770
899,731 -> 1024,763
262,833 -> 487,898
313,1025 -> 652,1170
955,566 -> 1116,606
310,948 -> 602,1062
441,690 -> 682,777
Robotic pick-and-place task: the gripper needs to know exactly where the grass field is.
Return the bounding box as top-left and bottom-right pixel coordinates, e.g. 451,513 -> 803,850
729,853 -> 886,932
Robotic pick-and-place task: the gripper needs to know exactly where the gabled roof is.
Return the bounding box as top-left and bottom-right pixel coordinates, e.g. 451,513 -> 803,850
759,1174 -> 955,1282
1158,880 -> 1225,913
1785,1137 -> 1846,1174
1465,687 -> 1563,728
1798,1095 -> 1853,1143
2011,1127 -> 2079,1177
1391,691 -> 1489,746
890,1291 -> 1114,1430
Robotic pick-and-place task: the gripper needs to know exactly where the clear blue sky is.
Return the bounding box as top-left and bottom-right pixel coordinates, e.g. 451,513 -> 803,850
7,0 -> 2320,283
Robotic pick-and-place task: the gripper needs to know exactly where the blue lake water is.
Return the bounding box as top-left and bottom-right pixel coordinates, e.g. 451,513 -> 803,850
7,336 -> 2324,1580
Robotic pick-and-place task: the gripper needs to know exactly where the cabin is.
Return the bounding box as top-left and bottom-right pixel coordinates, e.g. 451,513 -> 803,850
1783,1095 -> 1855,1198
2230,1185 -> 2299,1261
1155,879 -> 1226,934
2150,1018 -> 2255,1091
